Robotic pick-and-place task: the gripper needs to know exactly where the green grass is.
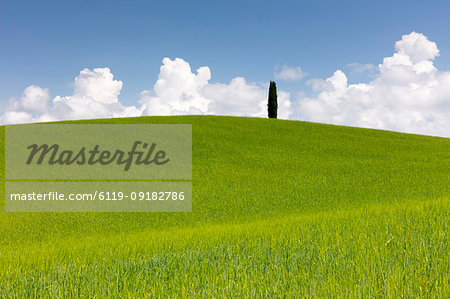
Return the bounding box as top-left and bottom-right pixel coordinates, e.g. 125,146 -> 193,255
0,115 -> 449,297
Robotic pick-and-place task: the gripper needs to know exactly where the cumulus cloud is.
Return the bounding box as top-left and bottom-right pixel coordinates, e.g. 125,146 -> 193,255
2,32 -> 448,137
50,67 -> 142,121
140,58 -> 213,116
1,59 -> 293,124
140,57 -> 292,119
72,68 -> 123,104
0,68 -> 142,124
0,85 -> 50,124
297,32 -> 449,137
1,111 -> 34,124
20,85 -> 51,113
203,77 -> 292,119
394,31 -> 439,64
274,65 -> 307,81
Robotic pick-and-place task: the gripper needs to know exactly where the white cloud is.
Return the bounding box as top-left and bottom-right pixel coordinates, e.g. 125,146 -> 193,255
50,67 -> 142,121
274,65 -> 307,81
1,111 -> 34,124
73,68 -> 123,104
394,31 -> 439,64
140,58 -> 213,116
203,77 -> 292,119
0,68 -> 142,124
140,57 -> 293,119
20,85 -> 50,113
0,85 -> 50,124
297,32 -> 450,137
1,59 -> 293,124
2,32 -> 448,137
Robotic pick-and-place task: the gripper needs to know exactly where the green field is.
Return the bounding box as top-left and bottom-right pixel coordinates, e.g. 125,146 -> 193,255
0,116 -> 449,297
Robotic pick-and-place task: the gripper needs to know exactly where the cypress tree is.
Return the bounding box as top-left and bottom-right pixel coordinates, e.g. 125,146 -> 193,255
267,81 -> 278,118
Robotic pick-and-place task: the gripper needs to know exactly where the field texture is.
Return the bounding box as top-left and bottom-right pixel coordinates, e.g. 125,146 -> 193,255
0,116 -> 449,297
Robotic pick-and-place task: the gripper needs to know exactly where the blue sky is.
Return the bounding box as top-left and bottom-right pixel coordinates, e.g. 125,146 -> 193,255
1,0 -> 450,136
1,0 -> 449,101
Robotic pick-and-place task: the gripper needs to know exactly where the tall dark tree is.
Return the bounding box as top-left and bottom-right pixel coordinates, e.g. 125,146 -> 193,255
267,81 -> 278,119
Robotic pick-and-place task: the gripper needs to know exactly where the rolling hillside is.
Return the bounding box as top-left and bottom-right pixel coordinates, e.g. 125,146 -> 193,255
1,116 -> 449,297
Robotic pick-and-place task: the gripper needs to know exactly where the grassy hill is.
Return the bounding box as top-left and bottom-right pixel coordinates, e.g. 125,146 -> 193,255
0,115 -> 448,297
